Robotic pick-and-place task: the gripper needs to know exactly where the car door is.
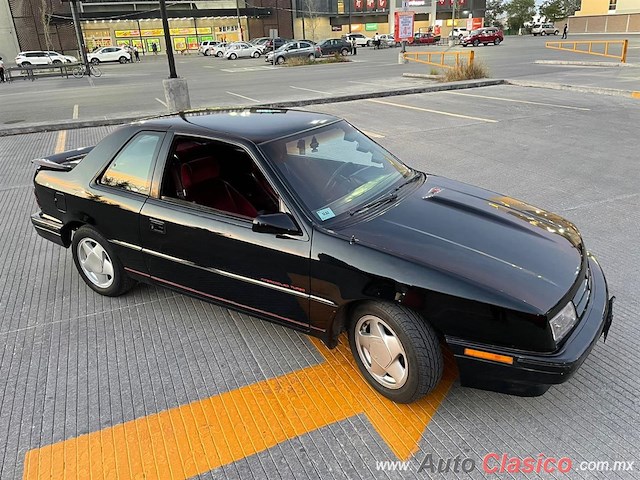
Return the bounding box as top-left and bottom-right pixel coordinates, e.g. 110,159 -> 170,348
139,133 -> 313,330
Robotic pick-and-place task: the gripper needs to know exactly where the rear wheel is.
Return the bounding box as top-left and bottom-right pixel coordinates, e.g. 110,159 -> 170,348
473,39 -> 480,47
542,31 -> 547,36
91,58 -> 100,64
308,53 -> 315,61
554,30 -> 559,35
252,51 -> 260,58
340,48 -> 349,55
216,51 -> 223,57
72,226 -> 135,297
52,59 -> 62,65
348,301 -> 443,404
494,38 -> 501,45
21,61 -> 31,67
276,56 -> 285,65
229,53 -> 237,60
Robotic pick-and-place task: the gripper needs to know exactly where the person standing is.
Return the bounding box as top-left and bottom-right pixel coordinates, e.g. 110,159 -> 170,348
151,42 -> 158,55
562,24 -> 568,39
133,46 -> 140,62
0,57 -> 5,83
373,32 -> 380,49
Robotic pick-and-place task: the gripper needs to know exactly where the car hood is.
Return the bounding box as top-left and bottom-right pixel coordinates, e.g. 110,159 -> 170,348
339,175 -> 583,314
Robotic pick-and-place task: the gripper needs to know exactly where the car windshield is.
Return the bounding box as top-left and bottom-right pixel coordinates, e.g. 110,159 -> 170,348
471,29 -> 482,35
260,121 -> 414,222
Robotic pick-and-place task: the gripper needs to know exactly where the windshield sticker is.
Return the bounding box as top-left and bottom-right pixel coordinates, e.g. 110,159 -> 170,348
316,207 -> 336,221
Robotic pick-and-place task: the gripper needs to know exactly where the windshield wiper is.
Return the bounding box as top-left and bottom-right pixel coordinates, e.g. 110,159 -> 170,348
393,171 -> 422,192
349,192 -> 398,216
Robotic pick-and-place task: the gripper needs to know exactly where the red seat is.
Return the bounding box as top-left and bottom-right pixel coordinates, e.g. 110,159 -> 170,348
180,157 -> 258,218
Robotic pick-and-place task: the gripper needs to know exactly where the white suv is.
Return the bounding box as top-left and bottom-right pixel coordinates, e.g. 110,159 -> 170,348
199,41 -> 220,55
87,46 -> 131,64
15,51 -> 77,67
449,28 -> 469,40
532,23 -> 559,36
343,33 -> 373,47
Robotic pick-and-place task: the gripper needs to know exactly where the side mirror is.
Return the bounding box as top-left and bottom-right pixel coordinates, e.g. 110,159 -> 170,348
252,212 -> 301,235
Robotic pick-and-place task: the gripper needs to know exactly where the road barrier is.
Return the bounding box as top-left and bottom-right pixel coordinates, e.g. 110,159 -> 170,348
545,40 -> 629,63
403,50 -> 474,69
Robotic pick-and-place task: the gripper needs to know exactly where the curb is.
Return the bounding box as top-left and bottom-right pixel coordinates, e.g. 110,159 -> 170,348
505,79 -> 640,99
534,60 -> 636,67
0,79 -> 505,137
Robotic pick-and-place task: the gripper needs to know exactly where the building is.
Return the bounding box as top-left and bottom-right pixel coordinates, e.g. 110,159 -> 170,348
572,0 -> 640,32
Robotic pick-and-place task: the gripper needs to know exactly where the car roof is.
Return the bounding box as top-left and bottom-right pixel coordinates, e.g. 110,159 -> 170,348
142,109 -> 341,144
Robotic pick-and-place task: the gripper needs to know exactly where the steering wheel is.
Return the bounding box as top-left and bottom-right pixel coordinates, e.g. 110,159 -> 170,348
321,162 -> 354,195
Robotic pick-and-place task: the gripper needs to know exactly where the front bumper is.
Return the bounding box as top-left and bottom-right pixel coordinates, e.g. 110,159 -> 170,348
446,255 -> 613,396
31,211 -> 66,247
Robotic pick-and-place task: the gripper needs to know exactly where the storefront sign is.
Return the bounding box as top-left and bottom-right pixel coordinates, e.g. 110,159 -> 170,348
365,23 -> 378,31
115,27 -> 212,38
332,25 -> 343,31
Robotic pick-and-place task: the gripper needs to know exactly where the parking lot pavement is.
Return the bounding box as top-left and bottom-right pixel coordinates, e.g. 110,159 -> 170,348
1,85 -> 638,479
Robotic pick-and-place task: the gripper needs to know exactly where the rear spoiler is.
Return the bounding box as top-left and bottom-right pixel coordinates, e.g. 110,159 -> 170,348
32,146 -> 94,171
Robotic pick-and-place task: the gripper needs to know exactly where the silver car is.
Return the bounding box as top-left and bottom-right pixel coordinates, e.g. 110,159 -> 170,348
532,23 -> 559,36
266,41 -> 322,64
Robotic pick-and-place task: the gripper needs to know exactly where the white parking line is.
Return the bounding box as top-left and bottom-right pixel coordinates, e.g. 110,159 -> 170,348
349,80 -> 387,87
367,99 -> 498,123
226,91 -> 260,102
442,91 -> 591,110
290,86 -> 331,95
72,104 -> 79,119
155,98 -> 167,108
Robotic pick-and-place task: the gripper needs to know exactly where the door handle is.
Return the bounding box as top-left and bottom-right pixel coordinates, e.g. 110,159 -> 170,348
149,218 -> 165,234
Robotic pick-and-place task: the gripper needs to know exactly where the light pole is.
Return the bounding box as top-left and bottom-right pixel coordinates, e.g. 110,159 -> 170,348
236,0 -> 243,41
69,0 -> 90,75
159,0 -> 190,111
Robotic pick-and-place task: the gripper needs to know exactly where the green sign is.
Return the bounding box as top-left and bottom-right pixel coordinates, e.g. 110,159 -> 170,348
365,23 -> 378,31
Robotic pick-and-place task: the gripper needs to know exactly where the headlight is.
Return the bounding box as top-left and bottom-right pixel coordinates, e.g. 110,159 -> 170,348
549,302 -> 577,343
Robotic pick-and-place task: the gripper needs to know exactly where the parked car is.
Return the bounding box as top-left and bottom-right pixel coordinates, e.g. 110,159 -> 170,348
409,32 -> 441,45
207,43 -> 229,57
449,28 -> 469,40
532,23 -> 559,36
317,38 -> 352,56
266,41 -> 322,64
342,33 -> 373,47
15,51 -> 77,67
250,37 -> 270,48
378,34 -> 399,47
260,37 -> 292,53
461,27 -> 504,46
223,42 -> 262,60
199,41 -> 221,55
87,46 -> 131,64
30,109 -> 613,404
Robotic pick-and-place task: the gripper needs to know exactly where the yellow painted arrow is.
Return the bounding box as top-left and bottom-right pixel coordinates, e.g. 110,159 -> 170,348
23,335 -> 457,479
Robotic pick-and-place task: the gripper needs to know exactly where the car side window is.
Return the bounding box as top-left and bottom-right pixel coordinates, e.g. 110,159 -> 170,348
100,132 -> 163,195
160,136 -> 280,219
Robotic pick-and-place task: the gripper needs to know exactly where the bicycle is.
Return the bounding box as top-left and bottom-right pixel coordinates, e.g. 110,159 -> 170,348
72,64 -> 102,78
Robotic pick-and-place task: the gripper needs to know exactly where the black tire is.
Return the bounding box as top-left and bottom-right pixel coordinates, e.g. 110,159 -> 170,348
308,53 -> 315,60
541,31 -> 547,36
21,62 -> 31,67
473,39 -> 479,47
216,51 -> 223,57
276,56 -> 285,65
119,56 -> 128,64
71,226 -> 135,297
204,49 -> 211,56
348,301 -> 443,404
229,53 -> 237,60
340,48 -> 349,56
366,40 -> 372,47
91,58 -> 100,65
52,59 -> 62,65
252,51 -> 260,58
494,38 -> 501,45
554,30 -> 559,35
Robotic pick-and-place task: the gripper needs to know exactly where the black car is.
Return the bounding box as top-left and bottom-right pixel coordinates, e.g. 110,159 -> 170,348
260,37 -> 291,52
30,109 -> 613,404
317,38 -> 352,56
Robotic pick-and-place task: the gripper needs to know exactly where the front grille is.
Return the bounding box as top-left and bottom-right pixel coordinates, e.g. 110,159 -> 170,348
572,266 -> 591,319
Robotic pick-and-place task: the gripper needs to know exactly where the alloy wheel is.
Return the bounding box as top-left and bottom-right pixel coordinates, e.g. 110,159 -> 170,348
354,315 -> 408,389
77,238 -> 115,288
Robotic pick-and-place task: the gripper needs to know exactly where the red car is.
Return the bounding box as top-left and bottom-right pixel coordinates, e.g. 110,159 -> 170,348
461,27 -> 504,47
409,32 -> 441,45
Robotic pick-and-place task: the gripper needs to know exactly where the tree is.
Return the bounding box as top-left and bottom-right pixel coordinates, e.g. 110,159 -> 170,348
301,0 -> 320,41
485,0 -> 505,27
539,0 -> 581,22
505,0 -> 536,30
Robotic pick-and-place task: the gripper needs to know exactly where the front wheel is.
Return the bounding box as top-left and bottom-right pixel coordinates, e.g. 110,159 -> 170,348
252,51 -> 260,58
72,226 -> 135,297
228,53 -> 237,60
473,39 -> 479,47
308,53 -> 315,60
119,56 -> 128,64
91,58 -> 100,65
216,51 -> 223,57
494,38 -> 501,45
276,56 -> 285,65
541,31 -> 547,36
349,301 -> 443,404
554,30 -> 559,35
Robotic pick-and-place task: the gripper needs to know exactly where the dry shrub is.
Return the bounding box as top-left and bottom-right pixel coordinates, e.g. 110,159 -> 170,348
285,54 -> 350,67
442,61 -> 489,82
